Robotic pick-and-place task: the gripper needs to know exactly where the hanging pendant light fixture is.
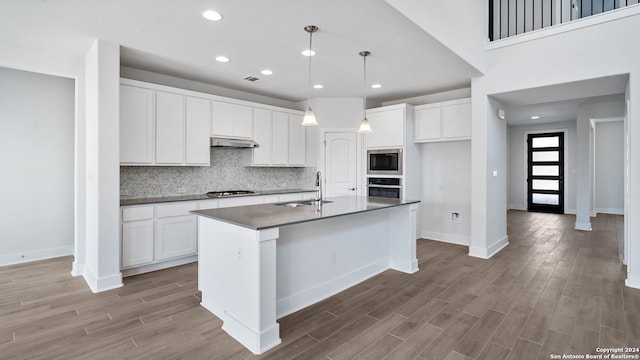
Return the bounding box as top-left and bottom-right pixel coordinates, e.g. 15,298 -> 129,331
358,51 -> 372,133
301,25 -> 319,126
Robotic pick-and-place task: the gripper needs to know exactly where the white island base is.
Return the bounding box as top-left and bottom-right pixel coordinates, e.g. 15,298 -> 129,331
196,199 -> 419,355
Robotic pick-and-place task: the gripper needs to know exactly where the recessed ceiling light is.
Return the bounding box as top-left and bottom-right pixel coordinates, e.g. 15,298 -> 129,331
371,84 -> 382,89
313,84 -> 323,89
260,69 -> 273,75
302,49 -> 316,57
215,56 -> 230,63
202,10 -> 223,21
202,10 -> 222,21
531,115 -> 540,119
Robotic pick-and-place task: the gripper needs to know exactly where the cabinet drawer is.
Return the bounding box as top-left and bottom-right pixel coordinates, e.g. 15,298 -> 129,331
156,202 -> 197,218
197,199 -> 219,210
122,206 -> 154,221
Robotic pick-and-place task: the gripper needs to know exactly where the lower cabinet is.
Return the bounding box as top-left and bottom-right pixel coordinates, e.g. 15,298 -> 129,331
121,219 -> 154,268
155,215 -> 197,261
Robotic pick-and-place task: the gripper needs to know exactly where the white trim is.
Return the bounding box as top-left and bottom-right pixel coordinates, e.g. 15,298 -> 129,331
0,246 -> 73,267
121,255 -> 198,277
420,230 -> 470,246
71,261 -> 84,277
508,203 -> 526,211
565,208 -> 577,215
82,266 -> 123,293
595,208 -> 625,215
626,272 -> 640,289
486,4 -> 640,50
469,236 -> 509,259
574,221 -> 593,231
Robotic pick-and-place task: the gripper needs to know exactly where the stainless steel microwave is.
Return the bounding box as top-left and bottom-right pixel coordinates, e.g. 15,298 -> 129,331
367,149 -> 403,175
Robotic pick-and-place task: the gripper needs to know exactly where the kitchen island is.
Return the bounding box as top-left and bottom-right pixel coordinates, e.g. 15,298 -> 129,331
191,196 -> 420,354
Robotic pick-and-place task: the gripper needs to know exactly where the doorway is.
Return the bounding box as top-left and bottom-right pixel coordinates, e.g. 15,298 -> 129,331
527,132 -> 565,214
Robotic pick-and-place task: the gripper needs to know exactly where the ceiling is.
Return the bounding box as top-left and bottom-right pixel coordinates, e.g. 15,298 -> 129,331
492,74 -> 628,126
0,0 -> 480,104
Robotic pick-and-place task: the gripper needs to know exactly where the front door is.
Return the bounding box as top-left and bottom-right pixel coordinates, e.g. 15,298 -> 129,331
324,132 -> 357,196
527,132 -> 565,214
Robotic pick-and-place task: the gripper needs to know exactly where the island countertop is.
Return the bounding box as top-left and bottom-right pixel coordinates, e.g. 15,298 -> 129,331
191,196 -> 420,230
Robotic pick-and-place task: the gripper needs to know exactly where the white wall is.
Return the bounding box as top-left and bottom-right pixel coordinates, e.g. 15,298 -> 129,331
595,120 -> 624,214
420,141 -> 472,245
0,67 -> 75,265
507,120 -> 577,213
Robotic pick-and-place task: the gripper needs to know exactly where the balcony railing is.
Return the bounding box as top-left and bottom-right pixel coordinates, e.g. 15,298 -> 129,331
489,0 -> 639,41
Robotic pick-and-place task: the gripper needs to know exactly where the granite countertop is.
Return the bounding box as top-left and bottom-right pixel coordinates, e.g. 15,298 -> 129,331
120,188 -> 317,206
191,196 -> 420,230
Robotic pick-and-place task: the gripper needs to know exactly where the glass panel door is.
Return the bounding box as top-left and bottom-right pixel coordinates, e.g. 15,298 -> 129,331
527,132 -> 564,214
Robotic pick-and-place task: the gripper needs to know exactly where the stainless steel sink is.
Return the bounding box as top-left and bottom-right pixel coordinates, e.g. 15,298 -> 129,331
274,199 -> 334,207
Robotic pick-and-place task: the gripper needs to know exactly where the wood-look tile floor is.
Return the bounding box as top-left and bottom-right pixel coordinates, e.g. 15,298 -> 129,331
1,211 -> 639,360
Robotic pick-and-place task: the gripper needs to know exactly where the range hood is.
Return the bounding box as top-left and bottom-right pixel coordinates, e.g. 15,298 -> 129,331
210,137 -> 259,148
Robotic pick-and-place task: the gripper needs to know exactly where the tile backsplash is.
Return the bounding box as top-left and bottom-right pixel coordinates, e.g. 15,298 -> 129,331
120,148 -> 317,198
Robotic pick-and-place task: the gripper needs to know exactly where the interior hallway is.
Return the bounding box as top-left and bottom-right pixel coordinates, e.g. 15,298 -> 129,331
0,211 -> 637,359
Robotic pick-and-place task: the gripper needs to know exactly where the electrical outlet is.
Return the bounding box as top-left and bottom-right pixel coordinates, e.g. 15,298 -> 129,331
450,211 -> 461,223
331,252 -> 337,264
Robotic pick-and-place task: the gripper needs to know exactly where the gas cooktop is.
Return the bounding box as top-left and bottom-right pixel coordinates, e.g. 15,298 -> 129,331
205,190 -> 257,198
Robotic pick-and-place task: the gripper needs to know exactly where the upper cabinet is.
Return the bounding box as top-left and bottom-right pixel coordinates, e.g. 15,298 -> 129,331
414,98 -> 471,142
212,102 -> 252,139
120,80 -> 210,166
363,104 -> 411,148
245,109 -> 306,167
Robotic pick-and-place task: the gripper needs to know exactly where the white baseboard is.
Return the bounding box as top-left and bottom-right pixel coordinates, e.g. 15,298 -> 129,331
508,204 -> 526,211
420,230 -> 470,246
565,208 -> 576,215
276,259 -> 388,319
626,272 -> 640,289
596,208 -> 624,215
575,221 -> 592,231
469,235 -> 509,259
0,246 -> 73,267
82,266 -> 123,293
71,261 -> 84,277
121,255 -> 198,277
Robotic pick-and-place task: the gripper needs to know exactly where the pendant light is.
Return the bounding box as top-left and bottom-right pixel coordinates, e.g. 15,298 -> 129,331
301,25 -> 318,126
358,51 -> 372,133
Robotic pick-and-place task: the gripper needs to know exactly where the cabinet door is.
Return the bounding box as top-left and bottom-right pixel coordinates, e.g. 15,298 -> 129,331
288,114 -> 306,166
212,102 -> 234,137
233,105 -> 253,139
365,109 -> 404,148
251,108 -> 273,165
185,96 -> 211,165
272,111 -> 289,165
415,107 -> 442,141
122,220 -> 154,267
120,85 -> 154,164
155,91 -> 185,164
155,215 -> 197,261
442,102 -> 471,139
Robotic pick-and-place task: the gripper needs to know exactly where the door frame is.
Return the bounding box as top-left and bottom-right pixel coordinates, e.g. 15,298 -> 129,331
319,128 -> 364,197
523,128 -> 569,214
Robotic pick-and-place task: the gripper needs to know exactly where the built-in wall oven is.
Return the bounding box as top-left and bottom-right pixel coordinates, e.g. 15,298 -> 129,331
367,149 -> 402,176
367,177 -> 402,199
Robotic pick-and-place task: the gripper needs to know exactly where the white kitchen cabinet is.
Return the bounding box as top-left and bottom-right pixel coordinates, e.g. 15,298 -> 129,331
120,80 -> 211,166
288,114 -> 306,166
246,109 -> 306,167
155,91 -> 185,164
251,108 -> 273,166
120,85 -> 154,164
212,102 -> 253,139
363,108 -> 405,148
121,205 -> 154,268
155,215 -> 197,261
185,97 -> 212,165
272,111 -> 290,165
414,98 -> 471,142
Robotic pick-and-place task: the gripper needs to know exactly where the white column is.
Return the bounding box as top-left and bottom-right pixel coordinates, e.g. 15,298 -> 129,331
388,203 -> 419,273
626,77 -> 640,289
81,39 -> 122,292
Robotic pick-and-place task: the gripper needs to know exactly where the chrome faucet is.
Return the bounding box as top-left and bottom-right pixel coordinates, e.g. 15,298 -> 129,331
314,171 -> 323,202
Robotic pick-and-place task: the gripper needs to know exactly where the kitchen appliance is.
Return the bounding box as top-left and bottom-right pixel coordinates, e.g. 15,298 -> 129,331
367,149 -> 402,175
367,177 -> 401,199
210,137 -> 259,148
205,190 -> 257,198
